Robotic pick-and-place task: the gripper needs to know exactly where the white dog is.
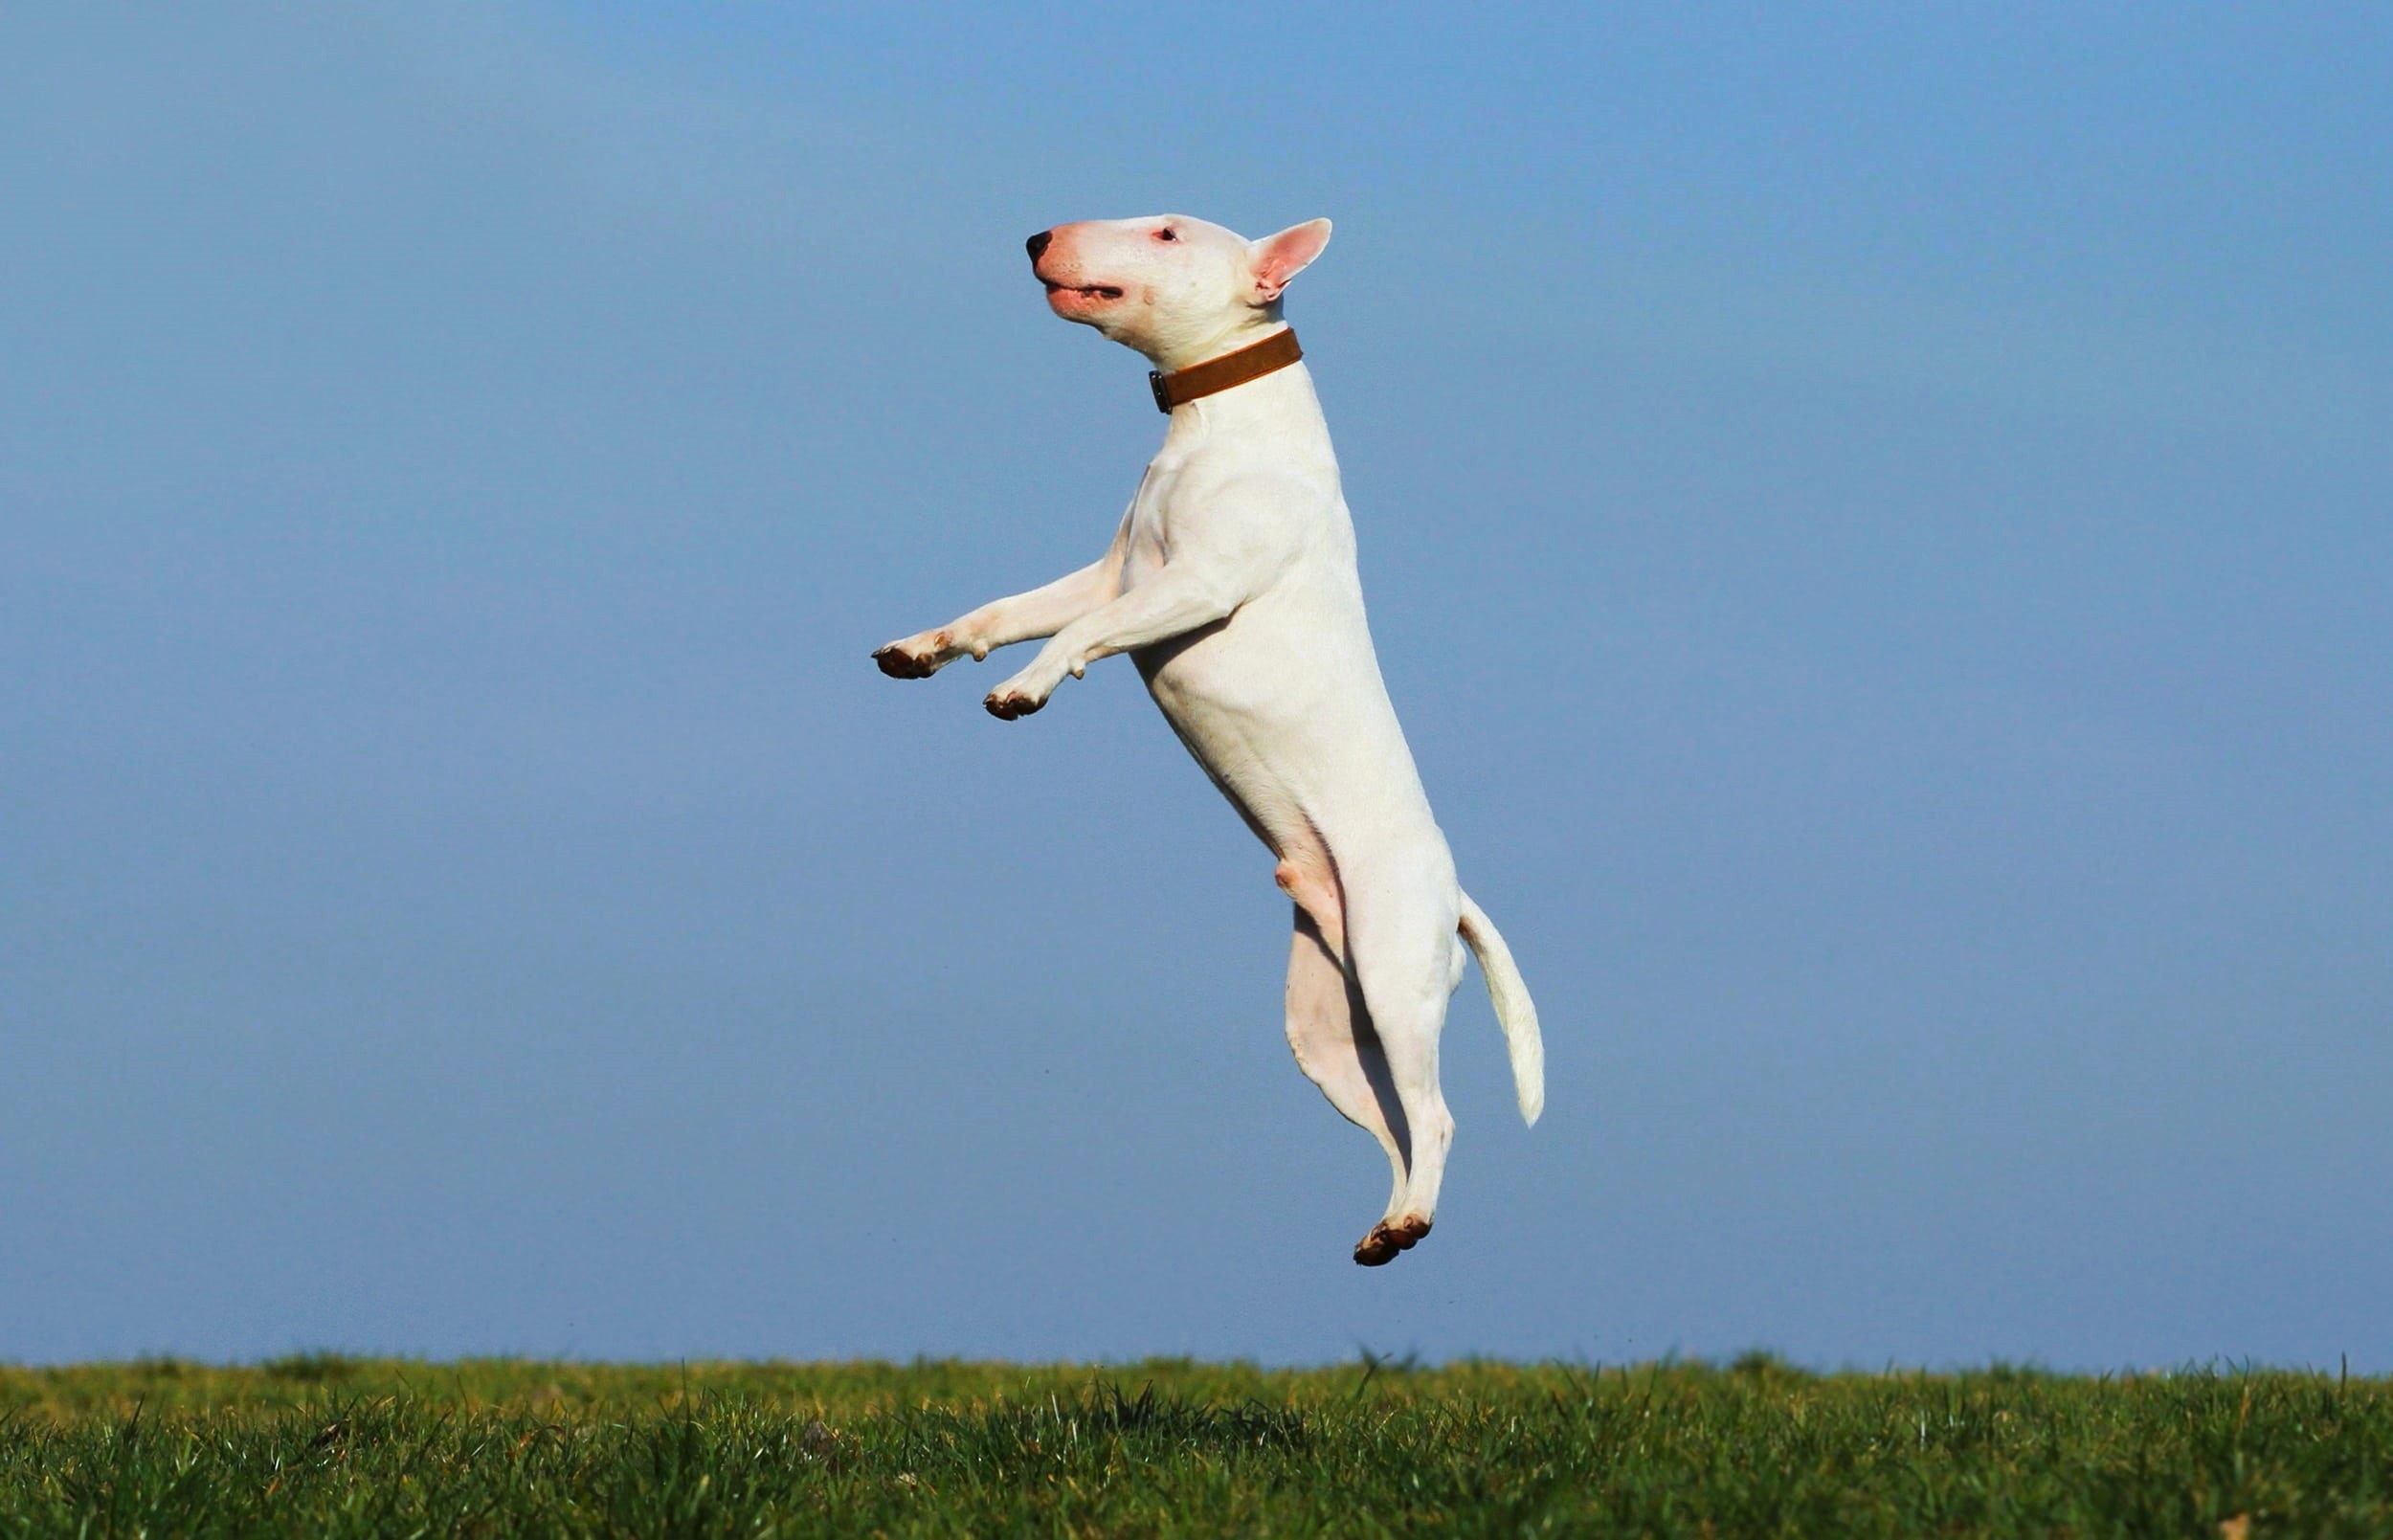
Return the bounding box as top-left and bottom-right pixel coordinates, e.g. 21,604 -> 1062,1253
874,214 -> 1541,1265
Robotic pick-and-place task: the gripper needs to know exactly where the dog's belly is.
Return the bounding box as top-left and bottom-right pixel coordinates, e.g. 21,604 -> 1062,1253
1132,584 -> 1445,876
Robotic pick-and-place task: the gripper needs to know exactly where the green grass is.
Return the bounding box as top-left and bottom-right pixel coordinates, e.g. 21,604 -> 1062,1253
2,1354 -> 2387,1536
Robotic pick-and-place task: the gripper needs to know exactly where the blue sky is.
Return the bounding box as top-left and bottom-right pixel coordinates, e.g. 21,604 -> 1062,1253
3,2 -> 2387,1369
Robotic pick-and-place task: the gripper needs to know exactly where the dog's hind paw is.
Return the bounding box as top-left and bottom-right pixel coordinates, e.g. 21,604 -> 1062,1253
1352,1216 -> 1431,1266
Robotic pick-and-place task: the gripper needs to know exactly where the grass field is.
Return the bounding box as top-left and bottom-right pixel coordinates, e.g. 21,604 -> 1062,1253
3,1354 -> 2386,1536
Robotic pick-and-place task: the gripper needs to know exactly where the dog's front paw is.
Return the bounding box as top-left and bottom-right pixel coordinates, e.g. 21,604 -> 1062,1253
984,655 -> 1068,719
872,632 -> 951,680
982,682 -> 1049,720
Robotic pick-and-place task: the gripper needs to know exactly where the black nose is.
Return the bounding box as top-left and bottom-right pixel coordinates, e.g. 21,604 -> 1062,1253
1025,230 -> 1052,261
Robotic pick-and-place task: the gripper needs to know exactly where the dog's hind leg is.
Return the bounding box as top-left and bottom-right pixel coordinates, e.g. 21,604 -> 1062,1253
1283,902 -> 1412,1241
1342,862 -> 1465,1265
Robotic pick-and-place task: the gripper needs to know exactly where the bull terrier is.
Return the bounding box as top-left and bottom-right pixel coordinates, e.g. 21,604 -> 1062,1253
873,213 -> 1541,1265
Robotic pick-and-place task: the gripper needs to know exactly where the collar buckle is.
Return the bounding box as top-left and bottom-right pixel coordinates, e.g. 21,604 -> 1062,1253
1149,369 -> 1174,414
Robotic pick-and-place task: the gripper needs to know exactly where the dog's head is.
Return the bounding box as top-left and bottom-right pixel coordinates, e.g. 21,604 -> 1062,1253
1025,214 -> 1331,369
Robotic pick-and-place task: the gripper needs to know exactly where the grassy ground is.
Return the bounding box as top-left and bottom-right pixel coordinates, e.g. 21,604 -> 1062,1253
1,1355 -> 2386,1536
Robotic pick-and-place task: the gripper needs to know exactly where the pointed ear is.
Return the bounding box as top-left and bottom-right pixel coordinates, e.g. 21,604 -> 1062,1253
1248,218 -> 1332,301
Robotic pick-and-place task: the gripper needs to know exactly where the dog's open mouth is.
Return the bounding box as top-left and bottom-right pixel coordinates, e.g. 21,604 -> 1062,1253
1044,281 -> 1125,301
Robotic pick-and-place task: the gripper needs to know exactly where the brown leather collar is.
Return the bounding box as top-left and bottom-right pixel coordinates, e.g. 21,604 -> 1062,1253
1149,328 -> 1303,413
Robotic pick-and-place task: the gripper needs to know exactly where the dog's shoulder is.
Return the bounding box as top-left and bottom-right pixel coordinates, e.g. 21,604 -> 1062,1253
1159,448 -> 1338,521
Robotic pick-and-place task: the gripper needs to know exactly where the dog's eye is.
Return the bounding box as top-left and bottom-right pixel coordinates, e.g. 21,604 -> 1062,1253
1155,227 -> 1178,242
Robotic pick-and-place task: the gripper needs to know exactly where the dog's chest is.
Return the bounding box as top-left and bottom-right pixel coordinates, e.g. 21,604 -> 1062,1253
1120,450 -> 1195,583
1117,389 -> 1348,600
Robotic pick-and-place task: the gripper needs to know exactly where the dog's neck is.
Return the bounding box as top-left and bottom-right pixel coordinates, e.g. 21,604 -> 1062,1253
1137,307 -> 1293,373
1148,327 -> 1303,414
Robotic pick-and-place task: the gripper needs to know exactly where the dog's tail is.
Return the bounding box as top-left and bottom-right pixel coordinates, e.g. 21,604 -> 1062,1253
1458,890 -> 1544,1126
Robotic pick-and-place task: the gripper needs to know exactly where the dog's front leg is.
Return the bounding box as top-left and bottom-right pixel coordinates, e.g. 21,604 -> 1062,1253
873,525 -> 1126,681
983,567 -> 1242,719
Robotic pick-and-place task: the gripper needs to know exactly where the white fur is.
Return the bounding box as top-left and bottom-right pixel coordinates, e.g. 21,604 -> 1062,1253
875,213 -> 1541,1265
